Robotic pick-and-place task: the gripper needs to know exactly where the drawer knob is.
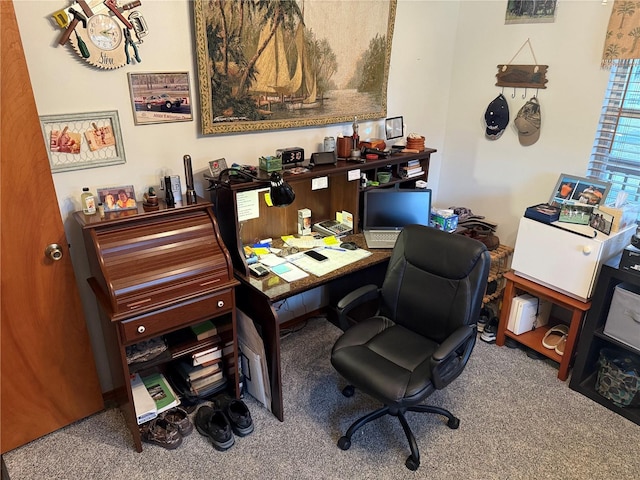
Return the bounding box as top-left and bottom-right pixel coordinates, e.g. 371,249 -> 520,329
217,300 -> 224,308
137,325 -> 146,334
582,246 -> 592,255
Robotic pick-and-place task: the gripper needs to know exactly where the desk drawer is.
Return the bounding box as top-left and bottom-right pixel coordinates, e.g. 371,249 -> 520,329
119,289 -> 234,344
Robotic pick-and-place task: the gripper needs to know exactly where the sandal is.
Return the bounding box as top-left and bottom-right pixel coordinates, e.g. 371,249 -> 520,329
542,324 -> 569,350
555,335 -> 567,356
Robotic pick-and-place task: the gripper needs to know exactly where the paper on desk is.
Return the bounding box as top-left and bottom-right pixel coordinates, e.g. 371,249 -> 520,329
271,262 -> 308,282
286,247 -> 371,277
322,236 -> 340,246
258,253 -> 286,267
282,235 -> 324,249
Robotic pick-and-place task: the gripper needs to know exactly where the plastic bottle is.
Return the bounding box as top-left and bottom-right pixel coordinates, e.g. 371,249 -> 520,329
81,187 -> 97,215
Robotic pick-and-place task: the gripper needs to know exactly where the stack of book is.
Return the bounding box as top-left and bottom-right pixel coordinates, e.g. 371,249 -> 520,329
401,159 -> 423,179
173,358 -> 226,396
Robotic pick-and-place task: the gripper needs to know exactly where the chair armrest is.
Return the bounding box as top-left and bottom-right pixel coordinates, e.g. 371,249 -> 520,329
430,325 -> 476,389
336,284 -> 380,331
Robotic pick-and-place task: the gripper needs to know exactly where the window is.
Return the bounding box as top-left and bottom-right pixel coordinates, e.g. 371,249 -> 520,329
588,63 -> 640,210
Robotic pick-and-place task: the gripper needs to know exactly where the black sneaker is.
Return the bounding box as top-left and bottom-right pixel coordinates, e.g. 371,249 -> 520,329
477,306 -> 493,333
195,405 -> 235,451
480,316 -> 499,343
227,400 -> 254,437
214,395 -> 254,437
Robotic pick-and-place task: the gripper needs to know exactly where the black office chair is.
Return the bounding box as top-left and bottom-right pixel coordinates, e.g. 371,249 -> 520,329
331,224 -> 491,470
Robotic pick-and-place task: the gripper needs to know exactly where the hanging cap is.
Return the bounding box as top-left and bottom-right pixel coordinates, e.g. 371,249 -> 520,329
514,97 -> 541,146
484,94 -> 509,140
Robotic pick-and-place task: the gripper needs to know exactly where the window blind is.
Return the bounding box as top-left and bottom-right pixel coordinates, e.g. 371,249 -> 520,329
588,63 -> 640,210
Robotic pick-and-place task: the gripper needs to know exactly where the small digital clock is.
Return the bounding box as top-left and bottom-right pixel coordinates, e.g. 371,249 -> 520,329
275,147 -> 305,165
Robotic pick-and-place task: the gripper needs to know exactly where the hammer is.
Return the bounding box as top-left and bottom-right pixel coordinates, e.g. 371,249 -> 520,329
57,8 -> 87,46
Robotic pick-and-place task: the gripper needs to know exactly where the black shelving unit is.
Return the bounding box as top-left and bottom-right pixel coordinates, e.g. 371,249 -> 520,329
569,263 -> 640,425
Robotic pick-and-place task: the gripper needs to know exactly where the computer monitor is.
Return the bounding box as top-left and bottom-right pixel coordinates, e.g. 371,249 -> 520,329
363,188 -> 432,230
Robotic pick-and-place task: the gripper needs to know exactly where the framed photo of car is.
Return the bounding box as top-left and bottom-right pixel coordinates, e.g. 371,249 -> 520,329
127,72 -> 193,125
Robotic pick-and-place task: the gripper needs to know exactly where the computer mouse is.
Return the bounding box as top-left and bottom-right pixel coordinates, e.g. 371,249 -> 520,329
340,242 -> 358,250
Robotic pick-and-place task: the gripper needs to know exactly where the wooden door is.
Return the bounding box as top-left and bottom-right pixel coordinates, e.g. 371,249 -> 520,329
1,0 -> 104,453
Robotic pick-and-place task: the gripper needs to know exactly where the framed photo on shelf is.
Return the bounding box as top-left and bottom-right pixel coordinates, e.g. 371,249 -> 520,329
39,111 -> 126,173
559,203 -> 594,225
549,173 -> 610,207
208,158 -> 228,178
590,208 -> 614,235
385,116 -> 404,141
127,72 -> 193,125
97,185 -> 137,212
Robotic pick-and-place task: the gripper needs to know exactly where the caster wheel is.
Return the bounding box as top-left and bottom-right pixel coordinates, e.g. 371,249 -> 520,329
337,436 -> 351,450
405,455 -> 420,471
342,385 -> 355,397
447,416 -> 460,429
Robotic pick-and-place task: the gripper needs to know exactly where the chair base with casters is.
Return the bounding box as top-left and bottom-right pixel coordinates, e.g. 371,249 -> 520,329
330,225 -> 490,471
336,385 -> 461,471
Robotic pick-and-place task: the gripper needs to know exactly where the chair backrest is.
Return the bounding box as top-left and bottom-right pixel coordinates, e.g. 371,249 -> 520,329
380,224 -> 491,343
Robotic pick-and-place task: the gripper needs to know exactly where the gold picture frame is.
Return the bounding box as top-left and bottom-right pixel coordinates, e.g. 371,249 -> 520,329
193,0 -> 397,135
39,110 -> 126,173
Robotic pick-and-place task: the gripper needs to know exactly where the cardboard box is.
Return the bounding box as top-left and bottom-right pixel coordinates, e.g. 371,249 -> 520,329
298,208 -> 311,235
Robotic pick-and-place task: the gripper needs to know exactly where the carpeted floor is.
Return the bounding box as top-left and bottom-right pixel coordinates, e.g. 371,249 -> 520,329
3,317 -> 639,479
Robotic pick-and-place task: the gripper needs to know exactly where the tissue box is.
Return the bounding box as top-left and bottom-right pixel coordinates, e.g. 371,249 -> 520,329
598,204 -> 640,233
431,212 -> 459,232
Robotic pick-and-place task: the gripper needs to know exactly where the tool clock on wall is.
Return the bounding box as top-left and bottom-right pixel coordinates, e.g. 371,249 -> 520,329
53,0 -> 148,70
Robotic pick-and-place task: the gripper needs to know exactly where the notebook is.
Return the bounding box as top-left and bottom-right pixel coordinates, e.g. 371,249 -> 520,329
362,188 -> 432,248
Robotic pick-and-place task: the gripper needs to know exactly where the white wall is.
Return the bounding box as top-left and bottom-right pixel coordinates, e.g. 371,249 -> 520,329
13,0 -> 459,391
439,0 -> 612,246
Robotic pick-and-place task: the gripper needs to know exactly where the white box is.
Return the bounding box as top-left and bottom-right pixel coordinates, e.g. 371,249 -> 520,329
512,218 -> 635,301
512,296 -> 552,335
604,283 -> 640,352
508,294 -> 533,333
298,208 -> 311,235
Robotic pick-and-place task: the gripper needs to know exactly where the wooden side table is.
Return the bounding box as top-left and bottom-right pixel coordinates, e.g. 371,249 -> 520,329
496,271 -> 591,381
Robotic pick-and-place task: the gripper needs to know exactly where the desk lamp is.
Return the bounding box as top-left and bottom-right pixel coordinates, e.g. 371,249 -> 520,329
206,168 -> 296,207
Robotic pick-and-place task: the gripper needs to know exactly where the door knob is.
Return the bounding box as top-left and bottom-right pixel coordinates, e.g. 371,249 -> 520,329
45,244 -> 63,261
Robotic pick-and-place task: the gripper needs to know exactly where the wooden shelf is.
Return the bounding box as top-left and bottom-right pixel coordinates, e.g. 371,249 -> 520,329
496,271 -> 591,381
482,244 -> 514,306
569,264 -> 640,426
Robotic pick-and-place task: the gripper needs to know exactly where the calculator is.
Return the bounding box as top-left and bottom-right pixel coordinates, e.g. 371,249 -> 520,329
313,220 -> 352,237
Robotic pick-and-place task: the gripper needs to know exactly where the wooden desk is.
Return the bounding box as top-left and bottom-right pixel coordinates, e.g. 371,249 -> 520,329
210,150 -> 436,420
75,199 -> 240,451
234,234 -> 391,421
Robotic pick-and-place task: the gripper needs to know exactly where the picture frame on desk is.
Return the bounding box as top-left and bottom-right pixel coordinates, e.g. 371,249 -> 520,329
559,203 -> 594,225
97,185 -> 137,212
590,208 -> 614,236
549,173 -> 610,207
